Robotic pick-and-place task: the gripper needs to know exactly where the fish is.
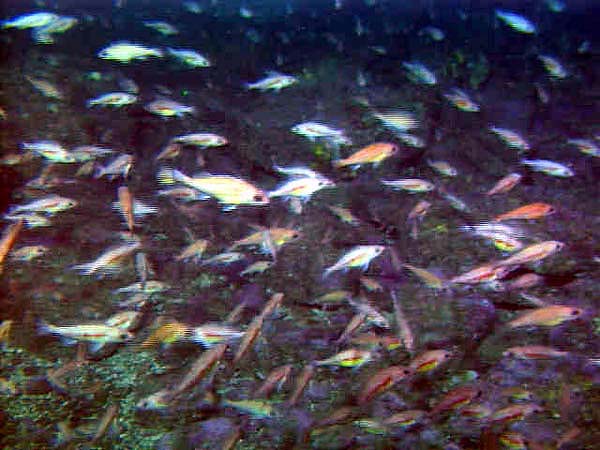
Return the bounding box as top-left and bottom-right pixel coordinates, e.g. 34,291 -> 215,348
489,127 -> 530,152
98,41 -> 162,63
241,260 -> 274,276
486,172 -> 522,196
95,154 -> 134,180
407,200 -> 431,222
71,241 -> 141,276
395,132 -> 425,148
315,348 -> 373,368
336,313 -> 367,344
157,186 -> 205,202
104,311 -> 143,332
493,202 -> 555,221
21,140 -> 76,163
391,291 -> 414,353
255,364 -> 293,398
498,432 -> 528,450
4,213 -> 50,228
171,344 -> 228,397
268,176 -> 334,201
8,195 -> 77,216
166,47 -> 211,67
520,159 -> 574,177
507,305 -> 583,328
87,92 -> 137,108
443,89 -> 479,112
383,410 -> 427,427
232,314 -> 264,365
117,186 -> 134,232
450,263 -> 510,284
348,297 -> 390,328
503,345 -> 569,359
567,139 -> 599,157
9,245 -> 48,261
490,403 -> 543,424
427,160 -> 458,177
402,61 -> 437,85
328,206 -> 360,226
39,321 -> 133,349
2,12 -> 59,29
358,366 -> 412,404
229,227 -> 301,254
372,109 -> 419,133
190,324 -> 244,347
201,252 -> 245,266
175,239 -> 209,261
141,321 -> 190,348
114,280 -> 168,294
25,76 -> 64,99
33,16 -> 78,44
323,245 -> 385,277
538,55 -> 567,79
381,178 -> 435,193
221,399 -> 274,418
409,349 -> 452,373
419,25 -> 445,41
333,142 -> 398,168
157,167 -> 269,209
359,276 -> 383,292
493,240 -> 564,267
287,363 -> 315,405
0,220 -> 23,269
246,72 -> 298,91
403,264 -> 446,289
171,133 -> 227,147
429,386 -> 481,416
143,20 -> 178,35
495,10 -> 536,33
291,122 -> 351,146
145,99 -> 195,117
71,145 -> 114,162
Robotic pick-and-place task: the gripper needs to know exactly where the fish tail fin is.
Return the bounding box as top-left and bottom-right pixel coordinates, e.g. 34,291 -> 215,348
86,99 -> 96,108
156,167 -> 183,185
37,319 -> 56,336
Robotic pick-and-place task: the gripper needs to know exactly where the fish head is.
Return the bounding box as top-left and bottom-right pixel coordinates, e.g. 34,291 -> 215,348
251,191 -> 270,206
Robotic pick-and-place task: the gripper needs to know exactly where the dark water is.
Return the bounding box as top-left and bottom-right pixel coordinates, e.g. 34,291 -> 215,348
0,0 -> 599,449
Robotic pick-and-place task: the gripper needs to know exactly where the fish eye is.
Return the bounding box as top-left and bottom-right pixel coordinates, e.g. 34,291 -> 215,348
571,309 -> 581,315
403,369 -> 411,375
253,194 -> 264,202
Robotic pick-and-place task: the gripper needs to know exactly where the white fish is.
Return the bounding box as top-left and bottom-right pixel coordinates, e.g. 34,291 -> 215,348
538,55 -> 567,79
171,133 -> 227,147
33,16 -> 78,44
372,109 -> 419,133
567,139 -> 599,157
2,12 -> 59,29
520,159 -> 574,177
273,165 -> 324,179
98,41 -> 163,63
71,241 -> 141,276
95,154 -> 134,180
8,195 -> 77,216
87,92 -> 137,108
291,122 -> 351,145
70,145 -> 114,162
111,199 -> 158,218
167,47 -> 211,67
489,127 -> 530,152
21,140 -> 76,163
268,176 -> 334,202
495,10 -> 536,33
143,20 -> 178,35
323,245 -> 385,278
402,62 -> 437,85
246,72 -> 298,91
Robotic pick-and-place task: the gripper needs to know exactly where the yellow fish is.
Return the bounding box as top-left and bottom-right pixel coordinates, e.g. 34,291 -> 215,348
507,305 -> 583,328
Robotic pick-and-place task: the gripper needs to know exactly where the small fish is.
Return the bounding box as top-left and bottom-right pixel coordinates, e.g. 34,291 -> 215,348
403,61 -> 437,85
407,200 -> 431,222
419,26 -> 445,41
333,142 -> 398,168
291,122 -> 351,146
222,399 -> 274,418
503,345 -> 569,359
268,176 -> 334,202
157,168 -> 269,209
145,99 -> 195,117
486,172 -> 522,195
359,276 -> 383,292
381,178 -> 435,193
229,227 -> 300,254
493,202 -> 555,221
348,297 -> 390,328
383,410 -> 427,427
273,165 -> 324,179
489,127 -> 530,152
167,47 -> 211,67
72,241 -> 141,276
157,186 -> 205,202
427,160 -> 458,177
498,432 -> 528,450
395,132 -> 425,148
143,20 -> 178,35
443,89 -> 479,112
201,252 -> 245,266
0,320 -> 13,343
232,314 -> 264,365
538,55 -> 567,79
104,311 -> 142,331
246,72 -> 298,91
136,389 -> 174,410
567,139 -> 599,157
117,186 -> 134,232
10,245 -> 48,261
328,206 -> 360,226
33,16 -> 77,44
450,263 -> 510,284
70,145 -> 114,162
391,291 -> 414,353
520,159 -> 574,177
114,280 -> 168,294
490,403 -> 543,424
8,195 -> 77,215
429,386 -> 481,416
175,239 -> 209,261
315,348 -> 373,368
95,154 -> 134,180
495,10 -> 536,33
403,264 -> 446,289
4,213 -> 50,228
288,363 -> 315,405
2,12 -> 59,29
241,260 -> 274,276
190,324 -> 244,347
171,344 -> 228,397
409,349 -> 452,373
309,290 -> 353,305
87,92 -> 137,108
351,333 -> 402,351
171,133 -> 227,147
39,321 -> 133,348
507,305 -> 583,328
0,220 -> 23,269
494,240 -> 564,267
141,321 -> 190,347
460,404 -> 492,419
358,366 -> 412,404
545,0 -> 566,13
98,41 -> 163,63
323,245 -> 385,277
505,273 -> 544,290
255,364 -> 293,398
22,140 -> 76,163
25,76 -> 64,99
372,109 -> 419,132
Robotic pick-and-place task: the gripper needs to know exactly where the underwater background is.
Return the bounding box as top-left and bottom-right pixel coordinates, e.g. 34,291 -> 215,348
0,0 -> 598,449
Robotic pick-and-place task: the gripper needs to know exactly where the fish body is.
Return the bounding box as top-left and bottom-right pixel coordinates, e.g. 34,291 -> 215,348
494,240 -> 564,267
241,260 -> 274,276
33,16 -> 77,43
507,305 -> 583,328
395,132 -> 425,148
157,186 -> 204,201
10,245 -> 48,261
358,366 -> 412,404
419,26 -> 445,41
9,195 -> 77,215
430,386 -> 481,416
538,55 -> 567,79
568,139 -> 599,157
372,109 -> 418,132
490,403 -> 542,423
315,348 -> 373,368
157,168 -> 269,208
503,345 -> 569,359
443,89 -> 479,112
323,245 -> 385,277
72,241 -> 141,276
176,239 -> 208,261
22,140 -> 75,163
383,410 -> 426,427
95,154 -> 134,180
201,251 -> 245,266
291,122 -> 351,145
87,92 -> 137,108
71,145 -> 114,162
0,220 -> 23,268
25,76 -> 64,99
230,227 -> 300,253
2,12 -> 59,29
403,264 -> 446,289
333,142 -> 398,168
105,311 -> 142,331
145,99 -> 195,117
171,133 -> 227,147
222,399 -> 273,418
39,321 -> 132,346
427,160 -> 458,176
98,41 -> 163,63
494,202 -> 555,221
141,321 -> 190,347
381,178 -> 435,193
407,200 -> 431,221
495,10 -> 536,33
268,176 -> 334,201
328,206 -> 360,226
143,20 -> 178,35
114,280 -> 168,294
486,172 -> 522,195
190,324 -> 244,347
167,47 -> 210,67
255,364 -> 292,398
409,349 -> 452,373
246,72 -> 298,91
520,159 -> 574,177
450,263 -> 510,284
403,62 -> 437,85
116,186 -> 134,232
489,127 -> 530,151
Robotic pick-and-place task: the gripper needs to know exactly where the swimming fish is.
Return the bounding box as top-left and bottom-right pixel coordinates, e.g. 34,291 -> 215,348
358,366 -> 412,404
166,47 -> 211,67
95,154 -> 134,180
2,12 -> 59,30
171,133 -> 227,147
520,159 -> 574,177
143,20 -> 178,35
402,61 -> 437,85
22,140 -> 76,163
493,203 -> 555,221
87,92 -> 137,108
372,109 -> 419,133
507,305 -> 583,328
333,142 -> 398,168
8,195 -> 77,216
98,41 -> 163,63
381,178 -> 435,193
315,348 -> 373,368
493,240 -> 564,267
71,241 -> 141,276
291,122 -> 351,146
538,55 -> 567,79
427,160 -> 458,177
567,139 -> 599,157
443,89 -> 479,112
145,99 -> 195,117
268,176 -> 334,202
39,321 -> 133,349
323,245 -> 385,277
246,72 -> 298,91
486,172 -> 522,196
489,127 -> 530,152
495,10 -> 536,33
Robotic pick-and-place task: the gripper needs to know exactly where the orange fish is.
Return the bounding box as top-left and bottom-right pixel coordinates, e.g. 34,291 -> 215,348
503,345 -> 569,359
494,240 -> 564,267
486,173 -> 522,196
382,410 -> 426,427
358,366 -> 412,404
429,385 -> 481,416
333,142 -> 398,168
288,363 -> 315,406
490,403 -> 543,424
117,186 -> 134,232
450,263 -> 510,284
0,219 -> 24,270
255,364 -> 293,398
409,349 -> 452,373
171,343 -> 228,397
493,202 -> 555,221
507,305 -> 583,328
